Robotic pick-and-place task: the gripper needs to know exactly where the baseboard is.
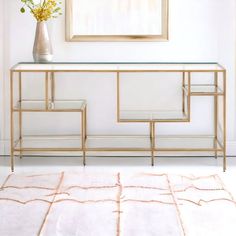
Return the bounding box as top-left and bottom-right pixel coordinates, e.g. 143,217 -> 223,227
0,139 -> 236,157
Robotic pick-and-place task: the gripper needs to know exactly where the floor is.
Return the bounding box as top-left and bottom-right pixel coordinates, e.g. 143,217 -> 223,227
1,155 -> 236,194
1,156 -> 236,235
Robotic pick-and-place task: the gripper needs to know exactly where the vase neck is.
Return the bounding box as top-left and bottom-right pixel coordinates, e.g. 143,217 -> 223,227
36,21 -> 47,25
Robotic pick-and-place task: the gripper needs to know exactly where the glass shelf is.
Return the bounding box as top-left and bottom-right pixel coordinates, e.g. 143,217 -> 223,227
119,110 -> 188,122
155,135 -> 223,151
85,135 -> 151,151
14,135 -> 82,151
13,100 -> 86,112
184,85 -> 224,96
14,135 -> 223,153
14,135 -> 150,152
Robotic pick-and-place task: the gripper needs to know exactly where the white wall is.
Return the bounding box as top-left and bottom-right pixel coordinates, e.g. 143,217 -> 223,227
1,0 -> 236,155
217,0 -> 236,154
0,0 -> 6,152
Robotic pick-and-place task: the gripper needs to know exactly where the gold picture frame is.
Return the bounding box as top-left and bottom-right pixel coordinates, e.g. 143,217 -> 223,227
66,0 -> 169,42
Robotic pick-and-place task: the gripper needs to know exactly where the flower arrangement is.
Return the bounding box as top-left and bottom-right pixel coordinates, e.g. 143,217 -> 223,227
20,0 -> 62,21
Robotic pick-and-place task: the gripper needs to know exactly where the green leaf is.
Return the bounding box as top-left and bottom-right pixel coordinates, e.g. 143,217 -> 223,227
20,7 -> 25,13
53,7 -> 61,13
28,0 -> 34,5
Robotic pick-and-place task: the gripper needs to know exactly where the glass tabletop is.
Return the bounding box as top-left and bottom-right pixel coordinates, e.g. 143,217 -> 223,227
11,62 -> 225,72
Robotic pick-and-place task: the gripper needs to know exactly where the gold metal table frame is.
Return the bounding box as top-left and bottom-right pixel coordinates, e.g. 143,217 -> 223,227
10,63 -> 226,172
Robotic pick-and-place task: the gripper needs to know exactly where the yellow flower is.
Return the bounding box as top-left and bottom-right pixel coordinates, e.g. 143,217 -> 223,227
20,0 -> 62,22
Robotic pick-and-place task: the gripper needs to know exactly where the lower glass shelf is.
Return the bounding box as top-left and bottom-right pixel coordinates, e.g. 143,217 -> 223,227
14,135 -> 83,151
119,110 -> 188,122
155,135 -> 223,152
13,135 -> 151,152
85,135 -> 151,151
13,135 -> 223,153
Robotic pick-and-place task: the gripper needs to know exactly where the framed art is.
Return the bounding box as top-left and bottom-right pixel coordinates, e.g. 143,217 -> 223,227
66,0 -> 169,42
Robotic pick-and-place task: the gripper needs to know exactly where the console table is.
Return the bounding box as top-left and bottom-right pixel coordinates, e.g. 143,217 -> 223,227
10,63 -> 226,171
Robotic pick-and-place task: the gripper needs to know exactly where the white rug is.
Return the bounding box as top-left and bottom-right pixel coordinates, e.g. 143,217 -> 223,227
0,172 -> 236,236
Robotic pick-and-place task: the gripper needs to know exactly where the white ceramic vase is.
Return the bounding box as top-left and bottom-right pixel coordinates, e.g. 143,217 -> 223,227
33,21 -> 53,62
